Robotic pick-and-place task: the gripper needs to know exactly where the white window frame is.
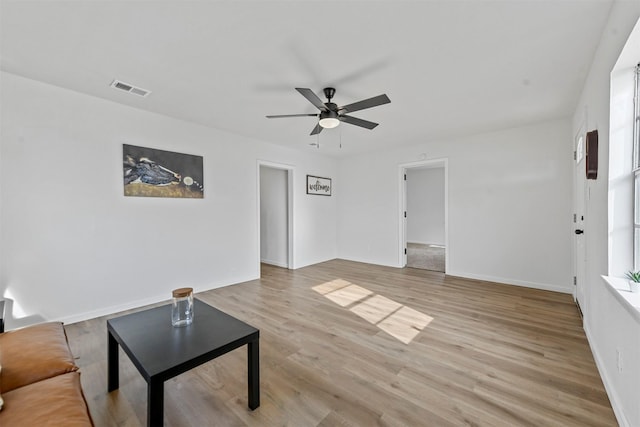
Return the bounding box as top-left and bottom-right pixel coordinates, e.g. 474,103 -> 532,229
633,64 -> 640,269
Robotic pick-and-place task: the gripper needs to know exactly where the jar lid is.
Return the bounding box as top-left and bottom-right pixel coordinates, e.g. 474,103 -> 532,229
172,287 -> 193,298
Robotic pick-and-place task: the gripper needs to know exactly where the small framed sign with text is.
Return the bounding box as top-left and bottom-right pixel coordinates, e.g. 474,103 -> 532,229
306,175 -> 332,196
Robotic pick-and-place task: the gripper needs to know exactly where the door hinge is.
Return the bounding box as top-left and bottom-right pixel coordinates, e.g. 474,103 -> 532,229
573,213 -> 577,223
573,276 -> 577,286
404,174 -> 407,181
404,211 -> 407,218
574,151 -> 577,161
404,248 -> 407,255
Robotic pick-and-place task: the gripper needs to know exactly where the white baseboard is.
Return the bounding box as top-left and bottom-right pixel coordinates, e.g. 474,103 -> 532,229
407,241 -> 445,247
57,273 -> 259,326
337,256 -> 402,269
58,293 -> 172,325
584,322 -> 628,427
445,270 -> 572,294
260,259 -> 289,268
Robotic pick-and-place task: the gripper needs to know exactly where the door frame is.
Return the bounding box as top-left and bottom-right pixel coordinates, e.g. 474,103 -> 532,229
398,158 -> 449,271
257,160 -> 294,273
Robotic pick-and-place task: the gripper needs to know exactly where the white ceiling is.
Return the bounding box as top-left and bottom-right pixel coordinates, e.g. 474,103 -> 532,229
1,1 -> 613,157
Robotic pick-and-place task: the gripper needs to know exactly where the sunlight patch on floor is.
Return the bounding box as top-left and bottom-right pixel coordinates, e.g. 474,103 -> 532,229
350,294 -> 402,324
328,285 -> 373,307
312,279 -> 433,344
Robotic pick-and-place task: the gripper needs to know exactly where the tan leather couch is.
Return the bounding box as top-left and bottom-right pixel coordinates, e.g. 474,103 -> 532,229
0,322 -> 93,426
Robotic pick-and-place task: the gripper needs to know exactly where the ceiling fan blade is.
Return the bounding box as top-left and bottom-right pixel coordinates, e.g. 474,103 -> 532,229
266,113 -> 318,118
340,94 -> 390,114
340,115 -> 379,130
310,123 -> 323,135
296,88 -> 327,111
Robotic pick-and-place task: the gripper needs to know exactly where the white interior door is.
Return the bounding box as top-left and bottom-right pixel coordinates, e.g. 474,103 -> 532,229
574,129 -> 587,315
402,168 -> 408,267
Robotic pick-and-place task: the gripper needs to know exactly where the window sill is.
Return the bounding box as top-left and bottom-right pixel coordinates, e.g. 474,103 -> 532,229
601,276 -> 640,322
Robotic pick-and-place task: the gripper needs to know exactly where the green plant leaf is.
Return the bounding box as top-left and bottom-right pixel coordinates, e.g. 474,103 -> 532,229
625,271 -> 640,282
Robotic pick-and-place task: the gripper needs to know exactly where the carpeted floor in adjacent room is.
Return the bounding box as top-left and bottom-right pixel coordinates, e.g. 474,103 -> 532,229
407,242 -> 445,272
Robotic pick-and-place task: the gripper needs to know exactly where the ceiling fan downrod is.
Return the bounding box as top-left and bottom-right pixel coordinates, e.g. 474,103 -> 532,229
323,87 -> 336,103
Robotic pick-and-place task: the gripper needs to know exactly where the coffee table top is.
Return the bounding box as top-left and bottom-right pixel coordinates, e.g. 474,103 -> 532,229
107,299 -> 259,381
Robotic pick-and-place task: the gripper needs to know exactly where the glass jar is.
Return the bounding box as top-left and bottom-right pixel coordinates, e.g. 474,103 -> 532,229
171,287 -> 194,327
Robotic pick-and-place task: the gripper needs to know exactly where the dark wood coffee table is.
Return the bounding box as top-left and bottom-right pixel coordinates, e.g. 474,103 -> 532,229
107,299 -> 259,426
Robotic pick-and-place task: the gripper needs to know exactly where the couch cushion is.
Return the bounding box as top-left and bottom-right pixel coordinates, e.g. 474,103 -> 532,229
0,371 -> 93,426
0,322 -> 78,392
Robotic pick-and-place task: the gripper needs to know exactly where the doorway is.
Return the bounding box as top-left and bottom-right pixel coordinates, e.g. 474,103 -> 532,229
258,161 -> 293,271
399,159 -> 448,273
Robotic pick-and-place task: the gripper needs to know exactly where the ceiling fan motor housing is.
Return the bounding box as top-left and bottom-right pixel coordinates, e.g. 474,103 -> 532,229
324,102 -> 338,112
320,110 -> 339,120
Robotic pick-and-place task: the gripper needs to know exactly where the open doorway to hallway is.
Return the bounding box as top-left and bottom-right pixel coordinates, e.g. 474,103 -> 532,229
258,161 -> 293,272
401,160 -> 447,273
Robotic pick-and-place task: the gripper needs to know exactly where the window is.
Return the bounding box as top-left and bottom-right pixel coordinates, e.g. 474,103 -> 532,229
633,64 -> 640,269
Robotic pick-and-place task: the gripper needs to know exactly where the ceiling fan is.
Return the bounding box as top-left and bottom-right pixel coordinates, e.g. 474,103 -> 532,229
266,87 -> 391,135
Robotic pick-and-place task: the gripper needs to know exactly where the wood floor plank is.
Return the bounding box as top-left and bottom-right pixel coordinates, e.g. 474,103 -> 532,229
65,260 -> 616,426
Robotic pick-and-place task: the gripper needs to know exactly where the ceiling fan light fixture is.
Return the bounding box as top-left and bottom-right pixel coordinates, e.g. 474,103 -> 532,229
319,110 -> 340,129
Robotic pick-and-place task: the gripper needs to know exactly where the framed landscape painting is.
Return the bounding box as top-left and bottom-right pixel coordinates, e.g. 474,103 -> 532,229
123,144 -> 204,198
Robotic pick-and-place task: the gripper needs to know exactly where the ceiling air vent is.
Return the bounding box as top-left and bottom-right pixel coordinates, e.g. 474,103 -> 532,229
110,80 -> 151,97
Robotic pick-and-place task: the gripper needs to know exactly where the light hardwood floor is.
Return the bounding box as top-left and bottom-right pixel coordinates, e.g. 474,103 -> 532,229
65,260 -> 616,426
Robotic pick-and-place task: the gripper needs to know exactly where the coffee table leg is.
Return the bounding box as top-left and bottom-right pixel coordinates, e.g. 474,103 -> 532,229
248,338 -> 260,410
148,378 -> 164,427
107,331 -> 119,392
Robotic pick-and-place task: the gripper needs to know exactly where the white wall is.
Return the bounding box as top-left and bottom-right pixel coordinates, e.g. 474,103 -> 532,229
572,2 -> 640,425
260,166 -> 288,267
0,72 -> 337,329
338,119 -> 573,293
406,167 -> 445,246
